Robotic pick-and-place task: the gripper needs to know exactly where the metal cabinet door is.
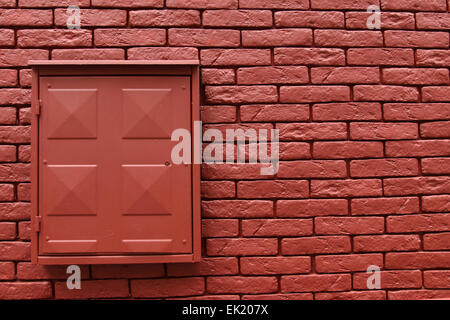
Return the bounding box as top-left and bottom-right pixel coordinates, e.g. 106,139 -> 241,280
38,76 -> 192,255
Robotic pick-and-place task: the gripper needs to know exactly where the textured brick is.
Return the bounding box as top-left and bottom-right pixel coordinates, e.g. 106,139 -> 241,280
348,48 -> 414,66
316,254 -> 383,273
280,86 -> 350,103
282,274 -> 351,293
275,11 -> 344,28
282,236 -> 351,255
346,12 -> 415,30
381,0 -> 447,11
55,280 -> 129,299
316,217 -> 385,235
202,200 -> 273,218
241,104 -> 309,122
167,258 -> 238,276
18,30 -> 91,48
354,235 -> 421,252
166,0 -> 236,8
242,29 -> 313,47
55,9 -> 127,27
387,214 -> 450,233
352,197 -> 420,215
384,103 -> 450,121
207,238 -> 278,256
238,66 -> 309,85
424,233 -> 450,250
207,276 -> 277,294
314,142 -> 383,159
241,257 -> 311,275
278,123 -> 347,141
201,49 -> 270,66
311,179 -> 382,198
424,271 -> 450,289
386,252 -> 450,270
95,29 -> 165,46
384,177 -> 450,196
0,282 -> 52,300
238,180 -> 309,199
202,219 -> 239,238
311,67 -> 379,84
240,0 -> 309,9
169,29 -> 240,47
350,159 -> 419,177
385,31 -> 449,48
277,199 -> 348,218
386,140 -> 450,157
315,30 -> 383,47
354,271 -> 422,289
354,86 -> 419,102
130,9 -> 200,26
383,68 -> 449,85
203,10 -> 272,27
423,195 -> 450,212
242,219 -> 313,237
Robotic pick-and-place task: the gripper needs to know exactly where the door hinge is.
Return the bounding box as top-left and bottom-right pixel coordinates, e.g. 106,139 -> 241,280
33,216 -> 42,233
35,99 -> 42,116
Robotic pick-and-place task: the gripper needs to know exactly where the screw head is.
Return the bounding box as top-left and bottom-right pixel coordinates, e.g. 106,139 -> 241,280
165,161 -> 171,166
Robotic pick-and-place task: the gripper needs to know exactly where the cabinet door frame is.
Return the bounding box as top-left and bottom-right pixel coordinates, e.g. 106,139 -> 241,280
30,60 -> 201,265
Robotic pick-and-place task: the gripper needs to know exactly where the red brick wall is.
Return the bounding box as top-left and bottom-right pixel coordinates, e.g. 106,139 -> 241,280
0,0 -> 449,300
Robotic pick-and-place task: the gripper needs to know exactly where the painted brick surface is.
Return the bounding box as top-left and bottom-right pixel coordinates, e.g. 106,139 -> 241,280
0,0 -> 449,300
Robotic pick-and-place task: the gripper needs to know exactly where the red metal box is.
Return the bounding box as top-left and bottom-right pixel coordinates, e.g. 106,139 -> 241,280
29,61 -> 201,265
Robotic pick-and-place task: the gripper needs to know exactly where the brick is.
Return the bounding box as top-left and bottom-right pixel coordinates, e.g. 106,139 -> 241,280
16,184 -> 29,201
313,142 -> 383,159
311,0 -> 378,9
275,11 -> 344,28
0,145 -> 16,162
52,48 -> 124,60
316,217 -> 384,235
207,238 -> 278,256
275,48 -> 345,66
207,276 -> 277,294
282,274 -> 351,292
202,219 -> 239,237
55,280 -> 129,299
201,49 -> 270,66
417,13 -> 450,30
167,258 -> 238,277
20,0 -> 91,7
19,108 -> 30,125
278,160 -> 347,178
202,164 -> 272,180
242,293 -> 313,300
351,123 -> 418,140
92,0 -> 162,7
0,242 -> 30,261
166,0 -> 237,9
55,9 -> 127,27
354,235 -> 421,252
350,159 -> 419,178
423,86 -> 450,102
424,233 -> 450,250
312,67 -> 379,84
0,222 -> 15,240
18,145 -> 31,162
130,10 -> 199,27
18,222 -> 30,240
384,103 -> 450,121
381,0 -> 447,11
0,164 -> 30,182
346,12 -> 414,30
240,0 -> 309,9
282,236 -> 351,255
423,195 -> 450,212
241,104 -> 309,122
316,291 -> 386,300
17,263 -> 90,280
352,197 -> 419,215
0,9 -> 52,26
279,142 -> 311,160
384,177 -> 450,196
237,180 -> 309,199
241,257 -> 311,275
354,271 -> 422,289
387,214 -> 450,233
0,183 -> 14,201
19,69 -> 32,87
383,68 -> 449,85
0,0 -> 15,6
280,86 -> 350,103
172,295 -> 240,300
90,264 -> 164,279
202,69 -> 235,85
311,179 -> 382,198
0,262 -> 14,280
417,50 -> 450,67
316,254 -> 383,273
316,30 -> 383,47
203,10 -> 272,27
242,29 -> 312,47
238,66 -> 309,85
201,181 -> 235,199
202,105 -> 236,124
0,90 -> 31,105
277,199 -> 348,218
202,200 -> 273,218
424,271 -> 450,289
169,29 -> 239,47
95,29 -> 165,47
0,69 -> 17,87
0,29 -> 13,46
242,219 -> 313,237
206,86 -> 277,104
0,108 -> 17,125
386,252 -> 450,270
0,203 -> 30,221
18,29 -> 91,48
130,49 -> 198,62
421,121 -> 450,138
354,86 -> 419,102
385,31 -> 449,48
348,48 -> 414,66
386,140 -> 450,157
278,123 -> 347,141
389,290 -> 450,300
0,282 -> 52,300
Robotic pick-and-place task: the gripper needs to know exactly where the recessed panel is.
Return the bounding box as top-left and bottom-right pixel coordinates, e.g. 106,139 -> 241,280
47,89 -> 98,139
122,165 -> 172,216
122,89 -> 173,139
45,165 -> 97,216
